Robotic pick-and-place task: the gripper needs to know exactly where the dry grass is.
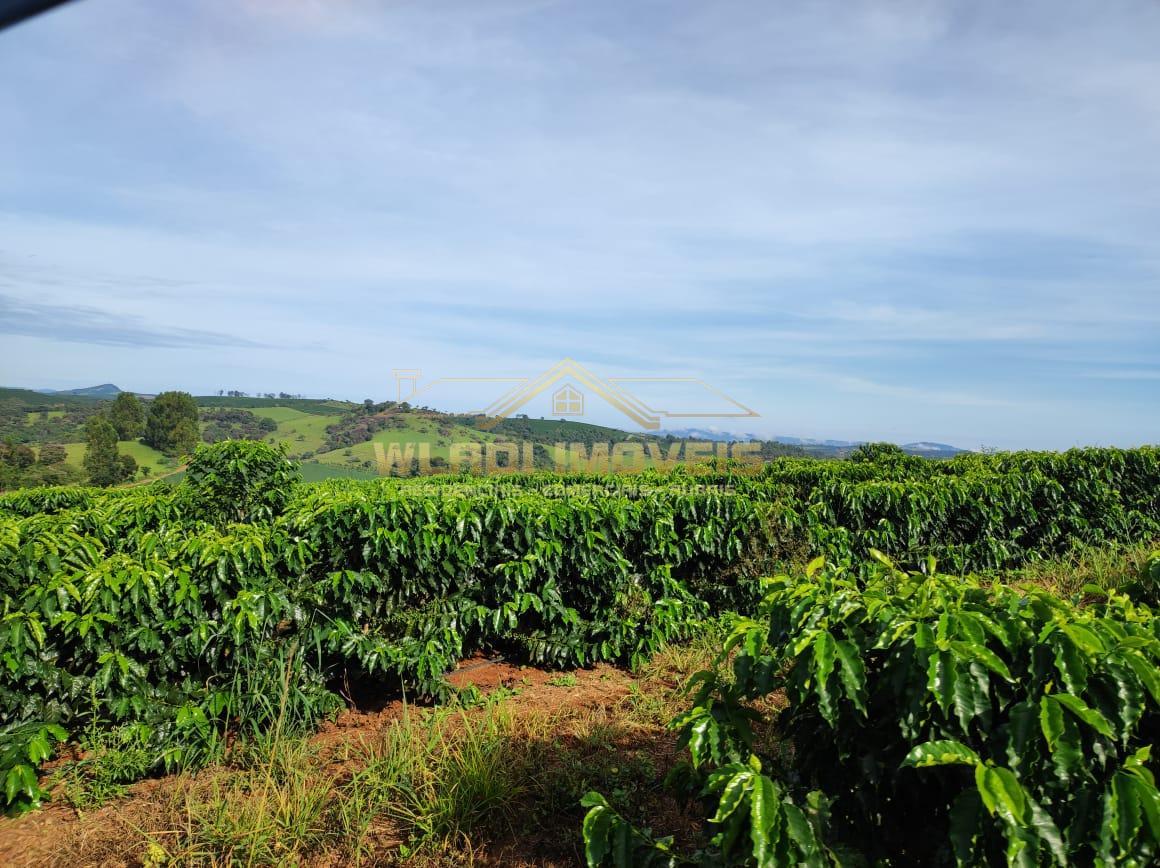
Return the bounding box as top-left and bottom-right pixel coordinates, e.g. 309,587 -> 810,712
8,638 -> 729,867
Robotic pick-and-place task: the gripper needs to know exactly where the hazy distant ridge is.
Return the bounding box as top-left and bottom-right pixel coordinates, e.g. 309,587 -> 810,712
34,383 -> 123,397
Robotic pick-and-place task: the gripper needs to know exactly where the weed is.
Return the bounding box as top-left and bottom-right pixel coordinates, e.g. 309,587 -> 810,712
450,684 -> 521,710
57,717 -> 155,812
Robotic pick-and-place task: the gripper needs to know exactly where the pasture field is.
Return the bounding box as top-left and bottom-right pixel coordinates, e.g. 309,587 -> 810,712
312,413 -> 497,469
298,461 -> 379,481
23,410 -> 66,424
254,407 -> 342,457
245,406 -> 317,422
192,396 -> 354,415
61,440 -> 171,474
1,442 -> 1158,866
192,400 -> 494,466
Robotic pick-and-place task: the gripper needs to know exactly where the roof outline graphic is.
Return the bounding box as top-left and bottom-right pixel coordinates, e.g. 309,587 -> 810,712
398,358 -> 758,431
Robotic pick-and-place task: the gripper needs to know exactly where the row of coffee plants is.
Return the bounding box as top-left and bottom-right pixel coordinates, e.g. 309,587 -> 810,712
583,553 -> 1160,866
0,443 -> 760,813
2,442 -> 1157,818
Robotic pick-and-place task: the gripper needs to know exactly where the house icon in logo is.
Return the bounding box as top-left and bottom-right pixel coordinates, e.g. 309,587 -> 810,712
392,358 -> 758,431
552,385 -> 584,416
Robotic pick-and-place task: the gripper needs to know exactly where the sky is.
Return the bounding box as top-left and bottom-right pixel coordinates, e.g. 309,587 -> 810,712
1,0 -> 1158,449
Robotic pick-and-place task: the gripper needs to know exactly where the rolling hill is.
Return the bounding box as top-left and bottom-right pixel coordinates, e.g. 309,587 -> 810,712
1,384 -> 971,490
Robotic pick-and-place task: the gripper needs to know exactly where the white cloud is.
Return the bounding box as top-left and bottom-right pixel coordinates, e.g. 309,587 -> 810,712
0,0 -> 1158,447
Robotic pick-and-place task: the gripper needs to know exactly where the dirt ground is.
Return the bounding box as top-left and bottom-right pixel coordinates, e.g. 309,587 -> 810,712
0,656 -> 684,867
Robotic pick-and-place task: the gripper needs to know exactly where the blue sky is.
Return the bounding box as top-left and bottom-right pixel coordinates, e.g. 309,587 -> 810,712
1,0 -> 1158,449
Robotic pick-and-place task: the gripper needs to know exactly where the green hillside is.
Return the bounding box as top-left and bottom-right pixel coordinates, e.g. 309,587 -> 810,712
0,386 -> 100,409
4,389 -> 814,487
311,413 -> 495,470
486,415 -> 655,444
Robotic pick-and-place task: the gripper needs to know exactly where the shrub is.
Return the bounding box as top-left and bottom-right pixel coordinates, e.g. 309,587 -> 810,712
38,444 -> 67,465
1128,550 -> 1160,606
643,556 -> 1160,866
183,440 -> 301,524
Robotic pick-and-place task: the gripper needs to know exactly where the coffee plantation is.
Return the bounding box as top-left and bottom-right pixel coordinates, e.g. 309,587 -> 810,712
2,440 -> 1158,866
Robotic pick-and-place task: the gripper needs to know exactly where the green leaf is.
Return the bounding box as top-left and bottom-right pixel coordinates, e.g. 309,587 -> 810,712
950,639 -> 1013,682
1131,774 -> 1160,843
1052,636 -> 1088,694
948,789 -> 983,866
1113,772 -> 1142,851
1049,714 -> 1083,783
711,769 -> 753,824
1052,693 -> 1114,739
582,804 -> 612,868
1006,700 -> 1038,772
834,638 -> 868,715
781,802 -> 818,859
928,649 -> 956,716
612,821 -> 631,867
975,765 -> 1027,826
1121,652 -> 1160,705
1039,695 -> 1064,748
5,765 -> 22,804
812,631 -> 839,724
749,774 -> 782,868
1062,623 -> 1104,656
1027,800 -> 1067,866
902,739 -> 981,768
580,791 -> 611,809
952,662 -> 990,734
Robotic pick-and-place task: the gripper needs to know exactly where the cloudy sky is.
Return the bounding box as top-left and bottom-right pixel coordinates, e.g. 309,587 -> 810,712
2,0 -> 1158,448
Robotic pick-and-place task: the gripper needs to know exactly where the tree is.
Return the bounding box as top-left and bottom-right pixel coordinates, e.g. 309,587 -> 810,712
848,441 -> 923,472
143,391 -> 200,456
7,444 -> 35,469
849,442 -> 907,463
109,392 -> 145,440
171,418 -> 200,457
118,454 -> 137,481
83,416 -> 126,486
38,444 -> 67,465
21,462 -> 84,487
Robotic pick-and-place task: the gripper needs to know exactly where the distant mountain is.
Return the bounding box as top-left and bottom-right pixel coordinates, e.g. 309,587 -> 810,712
655,429 -> 966,457
34,384 -> 122,397
900,441 -> 965,457
654,428 -> 764,442
772,435 -> 861,447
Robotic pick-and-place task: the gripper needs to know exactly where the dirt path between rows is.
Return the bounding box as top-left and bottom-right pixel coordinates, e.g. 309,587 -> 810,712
0,658 -> 650,867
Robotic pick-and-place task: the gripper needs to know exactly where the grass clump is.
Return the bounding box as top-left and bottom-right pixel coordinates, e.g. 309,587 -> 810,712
339,703 -> 545,858
1002,541 -> 1158,597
